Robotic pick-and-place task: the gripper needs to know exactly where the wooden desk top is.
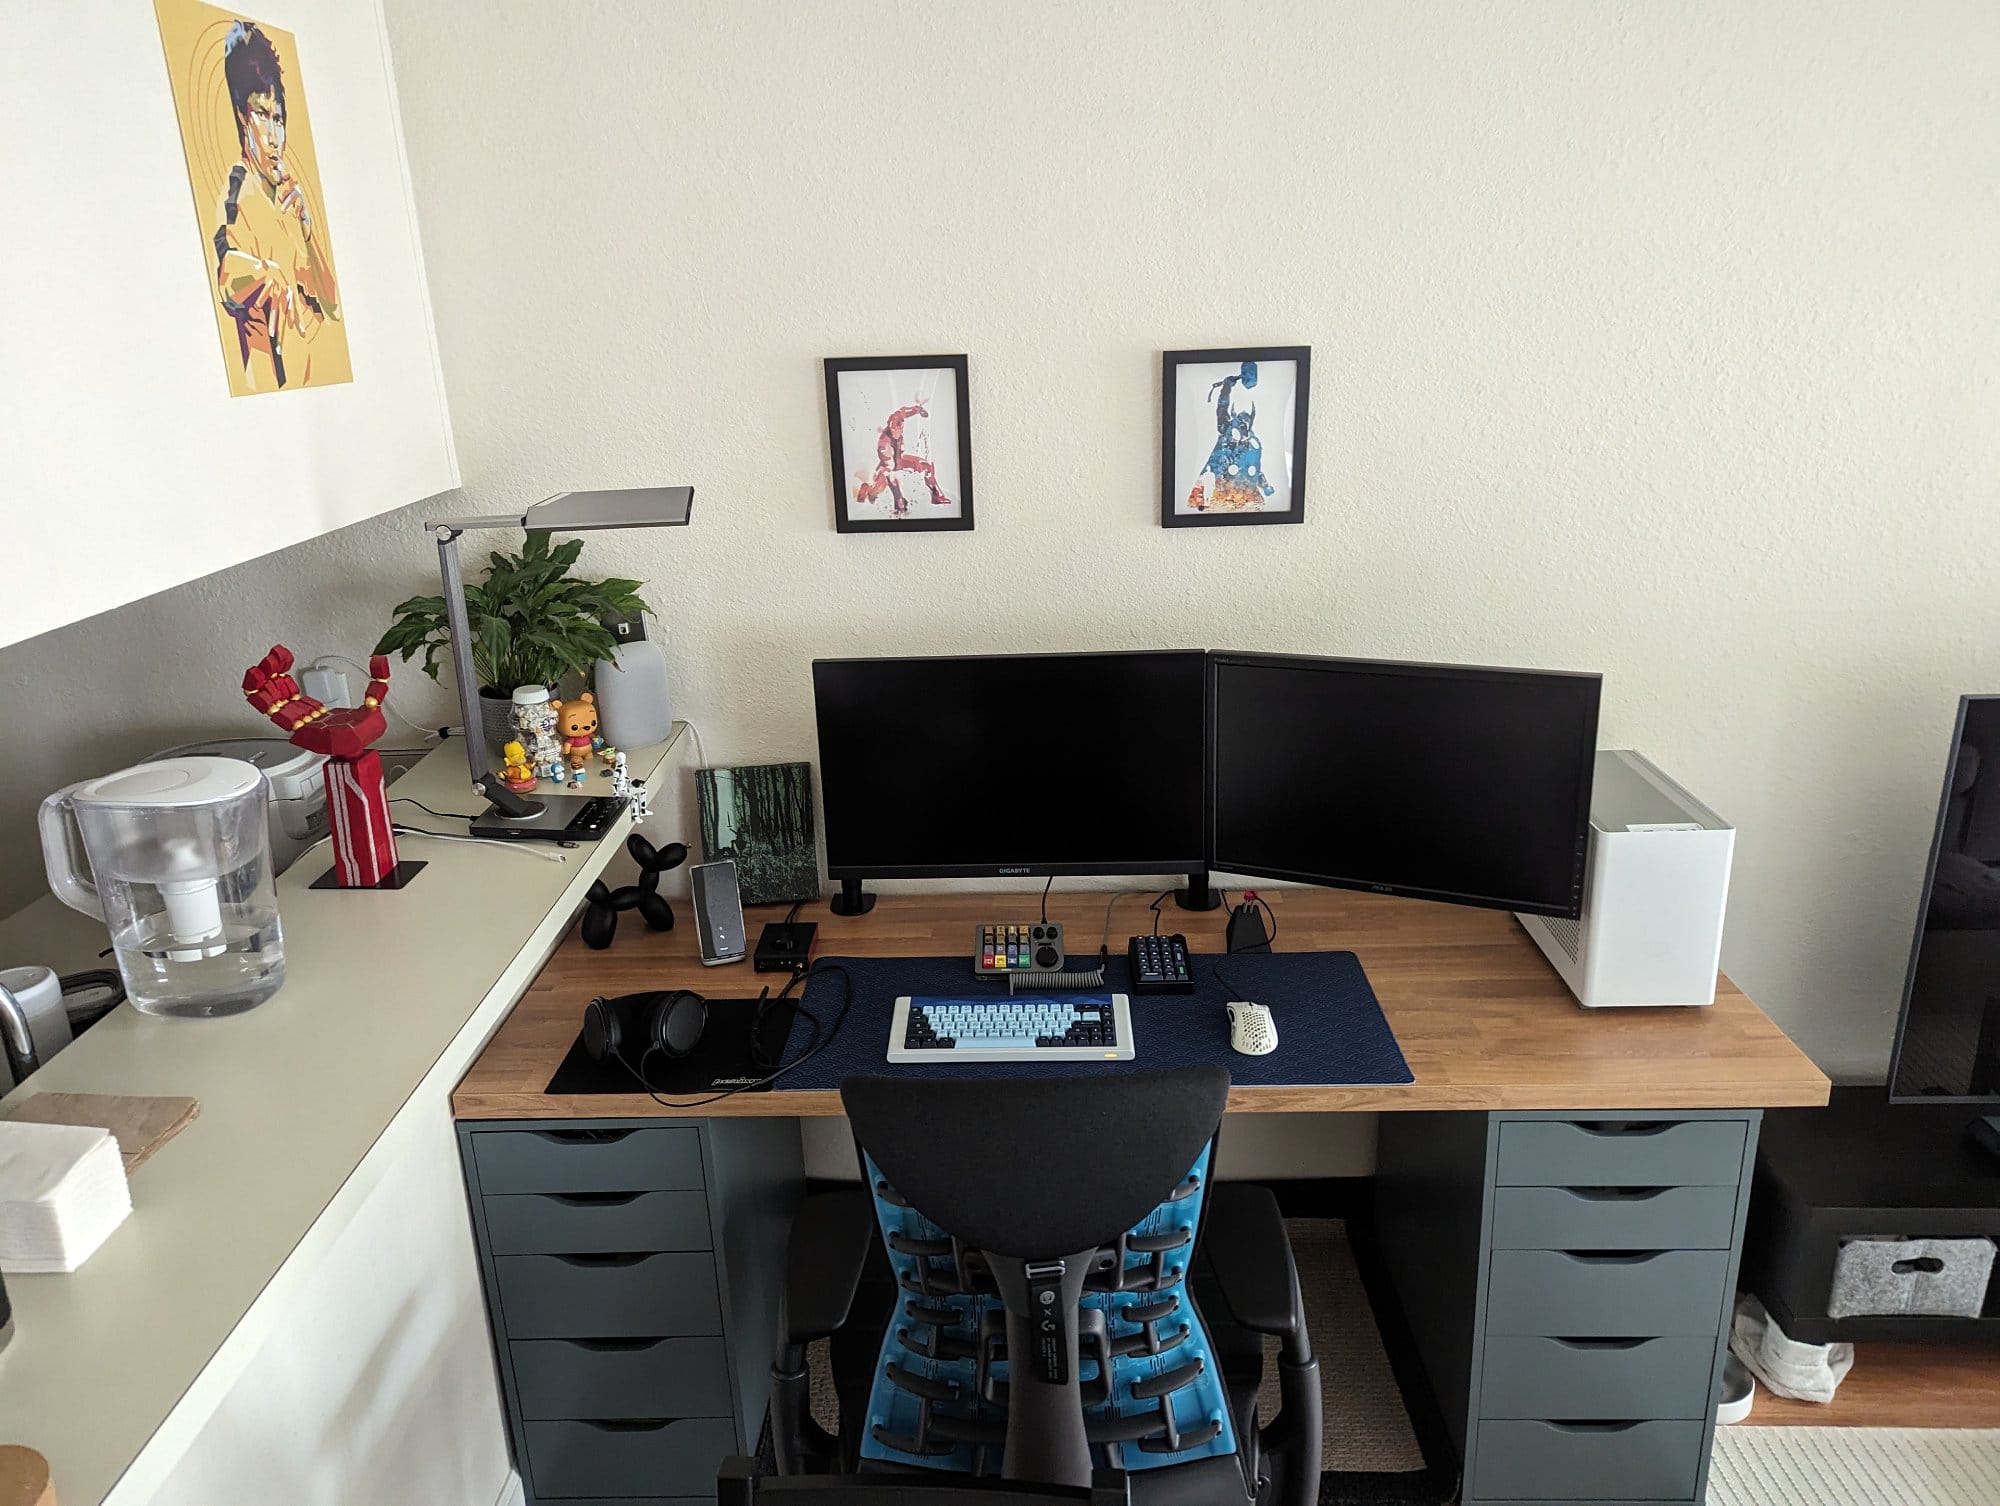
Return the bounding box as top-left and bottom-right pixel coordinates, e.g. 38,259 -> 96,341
453,887 -> 1830,1119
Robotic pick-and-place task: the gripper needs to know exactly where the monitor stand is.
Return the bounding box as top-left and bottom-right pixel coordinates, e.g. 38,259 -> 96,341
1175,871 -> 1222,912
829,877 -> 876,916
1967,1116 -> 2000,1167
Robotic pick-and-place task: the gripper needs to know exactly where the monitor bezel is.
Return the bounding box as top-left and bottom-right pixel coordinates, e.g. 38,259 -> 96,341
1205,651 -> 1601,920
1885,693 -> 2000,1106
812,648 -> 1209,881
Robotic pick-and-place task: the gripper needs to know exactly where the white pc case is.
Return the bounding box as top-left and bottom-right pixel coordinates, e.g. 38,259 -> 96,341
1519,750 -> 1735,1008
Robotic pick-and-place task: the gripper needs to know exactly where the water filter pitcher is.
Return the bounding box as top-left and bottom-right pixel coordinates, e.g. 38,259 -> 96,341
40,758 -> 285,1017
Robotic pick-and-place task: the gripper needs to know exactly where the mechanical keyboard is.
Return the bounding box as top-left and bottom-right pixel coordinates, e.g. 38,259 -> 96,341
887,993 -> 1136,1064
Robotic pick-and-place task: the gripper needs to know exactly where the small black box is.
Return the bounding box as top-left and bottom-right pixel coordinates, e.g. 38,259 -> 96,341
755,920 -> 817,972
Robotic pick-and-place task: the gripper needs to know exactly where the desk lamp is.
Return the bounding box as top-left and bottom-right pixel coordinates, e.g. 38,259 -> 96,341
429,486 -> 694,841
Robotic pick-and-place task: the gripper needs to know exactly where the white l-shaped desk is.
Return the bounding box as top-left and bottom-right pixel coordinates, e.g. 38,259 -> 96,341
0,729 -> 685,1506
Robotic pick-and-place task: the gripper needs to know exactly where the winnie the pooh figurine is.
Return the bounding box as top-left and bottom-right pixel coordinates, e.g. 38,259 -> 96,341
500,740 -> 537,792
551,693 -> 601,774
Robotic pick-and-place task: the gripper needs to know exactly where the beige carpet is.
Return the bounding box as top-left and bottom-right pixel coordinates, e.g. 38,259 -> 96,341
1259,1217 -> 1427,1473
1709,1427 -> 2000,1505
808,1217 -> 1426,1476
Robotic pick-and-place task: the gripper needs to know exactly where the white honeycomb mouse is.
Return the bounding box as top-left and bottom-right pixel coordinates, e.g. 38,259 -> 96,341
1226,1000 -> 1277,1056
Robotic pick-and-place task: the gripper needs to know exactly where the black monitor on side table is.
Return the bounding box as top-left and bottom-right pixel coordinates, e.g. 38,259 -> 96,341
1207,653 -> 1601,918
811,650 -> 1210,915
1888,694 -> 2000,1161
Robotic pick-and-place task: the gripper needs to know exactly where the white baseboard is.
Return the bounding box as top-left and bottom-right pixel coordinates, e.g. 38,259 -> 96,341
492,1471 -> 525,1506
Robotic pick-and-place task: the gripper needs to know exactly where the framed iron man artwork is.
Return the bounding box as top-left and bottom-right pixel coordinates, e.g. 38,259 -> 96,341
824,354 -> 975,534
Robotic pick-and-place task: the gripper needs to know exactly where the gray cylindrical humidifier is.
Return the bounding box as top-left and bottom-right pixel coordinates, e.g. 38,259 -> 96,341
595,616 -> 673,749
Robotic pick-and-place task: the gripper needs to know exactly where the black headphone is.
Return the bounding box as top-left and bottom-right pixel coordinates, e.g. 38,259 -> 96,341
582,989 -> 708,1067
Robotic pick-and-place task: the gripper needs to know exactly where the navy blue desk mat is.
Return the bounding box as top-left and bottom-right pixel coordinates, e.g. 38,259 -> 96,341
778,952 -> 1414,1088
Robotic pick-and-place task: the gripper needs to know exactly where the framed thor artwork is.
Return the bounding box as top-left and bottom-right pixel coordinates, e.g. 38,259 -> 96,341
824,355 -> 975,534
1160,346 -> 1311,528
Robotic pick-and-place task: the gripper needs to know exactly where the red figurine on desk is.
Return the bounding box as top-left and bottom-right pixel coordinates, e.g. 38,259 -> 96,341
242,646 -> 399,887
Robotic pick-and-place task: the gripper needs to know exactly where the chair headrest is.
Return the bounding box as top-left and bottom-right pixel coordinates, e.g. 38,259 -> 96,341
840,1067 -> 1230,1258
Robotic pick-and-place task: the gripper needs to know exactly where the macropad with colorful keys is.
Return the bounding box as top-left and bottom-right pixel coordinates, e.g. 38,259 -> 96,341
973,921 -> 1065,975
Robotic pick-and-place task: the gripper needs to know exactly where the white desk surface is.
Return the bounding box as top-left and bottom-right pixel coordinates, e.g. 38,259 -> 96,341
0,728 -> 685,1506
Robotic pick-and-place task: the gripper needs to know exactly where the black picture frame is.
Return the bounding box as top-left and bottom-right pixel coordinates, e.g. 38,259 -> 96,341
824,354 -> 975,534
1160,345 -> 1311,528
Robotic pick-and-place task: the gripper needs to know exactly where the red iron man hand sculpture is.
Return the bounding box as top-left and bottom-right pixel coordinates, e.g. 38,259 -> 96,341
243,646 -> 398,887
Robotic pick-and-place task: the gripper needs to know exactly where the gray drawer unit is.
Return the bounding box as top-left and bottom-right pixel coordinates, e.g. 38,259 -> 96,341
1495,1119 -> 1746,1188
486,1190 -> 714,1256
512,1337 -> 733,1421
472,1127 -> 706,1194
1479,1336 -> 1717,1421
525,1418 -> 739,1500
1376,1108 -> 1761,1506
1489,1184 -> 1737,1252
1485,1249 -> 1732,1337
1469,1419 -> 1706,1502
460,1115 -> 803,1506
496,1251 -> 723,1340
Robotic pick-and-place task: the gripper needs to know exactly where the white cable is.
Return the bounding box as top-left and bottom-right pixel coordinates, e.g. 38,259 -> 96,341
309,654 -> 444,741
683,719 -> 708,770
294,827 -> 570,866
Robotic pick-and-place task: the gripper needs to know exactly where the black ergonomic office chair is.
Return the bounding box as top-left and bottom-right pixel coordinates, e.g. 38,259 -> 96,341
738,1068 -> 1321,1506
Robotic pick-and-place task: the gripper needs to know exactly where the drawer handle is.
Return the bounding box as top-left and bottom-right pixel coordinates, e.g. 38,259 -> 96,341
1570,1121 -> 1677,1138
537,1129 -> 636,1145
577,1418 -> 674,1433
1563,1186 -> 1668,1203
552,1252 -> 653,1268
1557,1251 -> 1666,1266
543,1191 -> 646,1207
1545,1420 -> 1643,1435
1550,1337 -> 1651,1351
562,1337 -> 669,1353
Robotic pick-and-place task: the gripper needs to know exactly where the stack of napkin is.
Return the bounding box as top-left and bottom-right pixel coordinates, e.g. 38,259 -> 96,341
0,1120 -> 133,1273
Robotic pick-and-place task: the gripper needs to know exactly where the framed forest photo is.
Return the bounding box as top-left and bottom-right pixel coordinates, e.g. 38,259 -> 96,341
1161,346 -> 1310,527
696,762 -> 819,906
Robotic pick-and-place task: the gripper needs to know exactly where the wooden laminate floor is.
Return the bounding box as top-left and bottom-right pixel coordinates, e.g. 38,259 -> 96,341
1748,1343 -> 2000,1429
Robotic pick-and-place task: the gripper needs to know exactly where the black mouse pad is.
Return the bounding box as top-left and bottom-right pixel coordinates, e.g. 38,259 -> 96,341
545,996 -> 798,1095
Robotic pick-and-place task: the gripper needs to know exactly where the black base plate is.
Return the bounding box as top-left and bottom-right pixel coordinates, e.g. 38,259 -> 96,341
311,860 -> 429,891
470,793 -> 625,844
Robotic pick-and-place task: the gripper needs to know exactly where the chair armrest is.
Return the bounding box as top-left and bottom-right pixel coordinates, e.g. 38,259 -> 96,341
1203,1182 -> 1305,1345
782,1187 -> 876,1344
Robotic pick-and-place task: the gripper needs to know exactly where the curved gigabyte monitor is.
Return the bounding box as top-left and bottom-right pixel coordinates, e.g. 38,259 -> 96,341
1208,653 -> 1601,918
1888,695 -> 2000,1103
813,650 -> 1207,879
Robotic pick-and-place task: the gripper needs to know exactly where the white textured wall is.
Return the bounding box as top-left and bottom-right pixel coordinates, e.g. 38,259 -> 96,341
374,0 -> 1997,1079
2,0 -> 1995,1091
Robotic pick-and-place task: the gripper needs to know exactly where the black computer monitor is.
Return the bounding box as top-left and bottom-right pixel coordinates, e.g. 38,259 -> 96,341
812,651 -> 1209,912
1888,696 -> 2000,1107
1207,653 -> 1601,918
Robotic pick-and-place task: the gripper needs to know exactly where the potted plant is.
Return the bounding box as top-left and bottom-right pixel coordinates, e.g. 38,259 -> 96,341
374,531 -> 651,750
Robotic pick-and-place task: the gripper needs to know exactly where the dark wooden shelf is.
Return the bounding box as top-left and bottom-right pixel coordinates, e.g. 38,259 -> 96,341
1743,1085 -> 2000,1345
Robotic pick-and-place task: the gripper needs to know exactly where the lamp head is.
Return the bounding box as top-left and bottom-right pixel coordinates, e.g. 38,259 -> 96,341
429,485 -> 694,536
525,486 -> 694,532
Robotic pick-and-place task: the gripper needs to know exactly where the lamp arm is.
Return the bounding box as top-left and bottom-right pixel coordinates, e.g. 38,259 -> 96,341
435,525 -> 493,791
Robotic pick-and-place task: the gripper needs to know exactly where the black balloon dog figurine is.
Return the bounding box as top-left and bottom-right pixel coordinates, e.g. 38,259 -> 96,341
582,834 -> 688,949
